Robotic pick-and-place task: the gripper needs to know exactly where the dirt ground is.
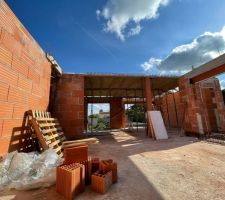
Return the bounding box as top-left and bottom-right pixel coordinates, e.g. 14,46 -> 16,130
1,129 -> 225,200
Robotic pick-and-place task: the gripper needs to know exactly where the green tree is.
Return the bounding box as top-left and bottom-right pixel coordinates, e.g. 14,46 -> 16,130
89,114 -> 98,118
94,118 -> 109,130
126,104 -> 145,123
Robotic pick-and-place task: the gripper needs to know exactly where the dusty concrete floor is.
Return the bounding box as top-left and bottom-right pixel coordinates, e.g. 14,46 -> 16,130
1,129 -> 225,200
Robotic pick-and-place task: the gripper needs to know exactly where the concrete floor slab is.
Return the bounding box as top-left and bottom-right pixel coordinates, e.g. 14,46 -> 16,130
1,129 -> 225,200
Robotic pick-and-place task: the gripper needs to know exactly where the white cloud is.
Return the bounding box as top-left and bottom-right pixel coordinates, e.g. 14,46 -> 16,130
128,24 -> 142,37
97,0 -> 170,41
142,26 -> 225,73
141,58 -> 162,71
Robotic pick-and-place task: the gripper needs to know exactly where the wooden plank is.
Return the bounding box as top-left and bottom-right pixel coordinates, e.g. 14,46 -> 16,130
30,118 -> 49,150
62,142 -> 89,149
49,140 -> 61,148
54,146 -> 62,154
42,127 -> 62,134
39,122 -> 60,127
45,140 -> 51,145
36,117 -> 57,121
62,138 -> 98,145
45,133 -> 59,140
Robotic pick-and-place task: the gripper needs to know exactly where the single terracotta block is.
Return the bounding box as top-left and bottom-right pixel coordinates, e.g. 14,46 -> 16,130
91,170 -> 112,194
100,159 -> 118,184
63,145 -> 88,165
56,163 -> 85,200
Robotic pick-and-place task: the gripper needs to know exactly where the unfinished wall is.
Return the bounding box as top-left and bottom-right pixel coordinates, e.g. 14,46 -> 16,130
179,77 -> 225,135
53,74 -> 85,139
154,91 -> 183,128
110,98 -> 126,129
0,1 -> 52,155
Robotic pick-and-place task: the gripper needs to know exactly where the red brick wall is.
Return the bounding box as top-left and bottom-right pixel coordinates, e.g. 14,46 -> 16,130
179,77 -> 225,135
213,80 -> 225,132
110,98 -> 126,129
156,91 -> 183,128
52,74 -> 85,139
0,1 -> 52,155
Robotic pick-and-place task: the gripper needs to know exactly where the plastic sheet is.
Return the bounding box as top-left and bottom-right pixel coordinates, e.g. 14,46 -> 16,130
0,149 -> 63,190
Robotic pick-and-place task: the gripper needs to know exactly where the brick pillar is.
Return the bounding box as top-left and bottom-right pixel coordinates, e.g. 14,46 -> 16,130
145,77 -> 153,137
178,77 -> 225,135
53,74 -> 85,139
179,77 -> 204,135
145,78 -> 153,111
213,79 -> 225,132
110,98 -> 126,129
84,99 -> 88,131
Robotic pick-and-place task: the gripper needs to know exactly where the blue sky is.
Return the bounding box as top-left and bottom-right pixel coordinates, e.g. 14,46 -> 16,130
5,0 -> 225,87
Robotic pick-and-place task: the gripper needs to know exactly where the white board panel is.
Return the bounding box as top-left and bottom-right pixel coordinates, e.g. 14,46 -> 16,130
148,111 -> 168,140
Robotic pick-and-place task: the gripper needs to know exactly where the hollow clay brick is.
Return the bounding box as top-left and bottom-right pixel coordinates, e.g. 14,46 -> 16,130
63,145 -> 88,165
100,159 -> 118,184
91,170 -> 112,194
56,163 -> 85,200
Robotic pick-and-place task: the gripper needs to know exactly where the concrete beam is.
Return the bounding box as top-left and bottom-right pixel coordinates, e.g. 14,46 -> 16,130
184,53 -> 225,82
190,63 -> 225,84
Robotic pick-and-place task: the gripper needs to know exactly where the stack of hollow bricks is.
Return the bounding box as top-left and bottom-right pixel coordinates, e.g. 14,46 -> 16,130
57,145 -> 89,199
57,145 -> 118,198
63,145 -> 92,184
0,1 -> 52,156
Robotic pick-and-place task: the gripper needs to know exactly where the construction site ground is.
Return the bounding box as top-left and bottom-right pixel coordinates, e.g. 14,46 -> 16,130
1,129 -> 225,200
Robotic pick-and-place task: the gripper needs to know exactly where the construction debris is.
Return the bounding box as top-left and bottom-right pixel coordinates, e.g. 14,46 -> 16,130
0,149 -> 62,190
